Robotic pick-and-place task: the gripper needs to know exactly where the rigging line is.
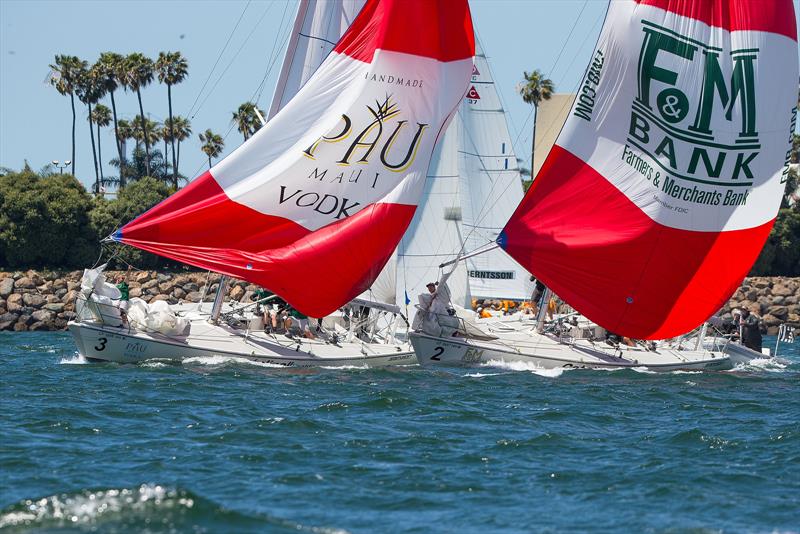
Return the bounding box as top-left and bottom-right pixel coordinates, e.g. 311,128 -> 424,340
253,0 -> 293,104
466,10 -> 606,240
510,0 -> 589,156
186,0 -> 252,120
518,11 -> 605,156
191,2 -> 275,118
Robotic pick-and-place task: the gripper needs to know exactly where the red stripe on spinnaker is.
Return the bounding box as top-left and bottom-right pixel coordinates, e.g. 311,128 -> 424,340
501,147 -> 774,340
334,0 -> 475,63
635,0 -> 797,41
118,172 -> 416,317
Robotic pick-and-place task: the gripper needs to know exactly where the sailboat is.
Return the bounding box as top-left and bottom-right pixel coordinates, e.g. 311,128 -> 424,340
410,0 -> 799,371
68,0 -> 476,366
269,0 -> 532,319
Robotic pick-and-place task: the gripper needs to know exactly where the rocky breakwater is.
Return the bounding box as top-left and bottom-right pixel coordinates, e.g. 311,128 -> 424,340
0,270 -> 261,332
716,277 -> 800,335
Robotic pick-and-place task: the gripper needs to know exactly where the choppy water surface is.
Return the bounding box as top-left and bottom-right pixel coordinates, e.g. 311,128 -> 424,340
1,332 -> 798,533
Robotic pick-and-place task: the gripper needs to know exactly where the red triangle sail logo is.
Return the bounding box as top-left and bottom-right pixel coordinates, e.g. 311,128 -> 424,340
466,86 -> 480,99
472,64 -> 480,76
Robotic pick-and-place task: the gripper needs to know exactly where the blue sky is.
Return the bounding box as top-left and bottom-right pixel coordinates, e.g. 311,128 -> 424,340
1,0 -> 796,191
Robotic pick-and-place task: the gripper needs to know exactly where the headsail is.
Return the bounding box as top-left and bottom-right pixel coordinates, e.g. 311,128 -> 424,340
114,0 -> 475,318
268,0 -> 365,120
500,0 -> 798,339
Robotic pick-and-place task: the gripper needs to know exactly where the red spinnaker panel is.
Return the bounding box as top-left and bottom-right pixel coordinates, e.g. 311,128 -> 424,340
116,0 -> 474,318
501,0 -> 797,339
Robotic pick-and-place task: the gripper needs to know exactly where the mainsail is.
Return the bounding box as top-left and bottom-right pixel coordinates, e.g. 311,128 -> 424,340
458,38 -> 530,301
500,0 -> 798,339
114,0 -> 475,318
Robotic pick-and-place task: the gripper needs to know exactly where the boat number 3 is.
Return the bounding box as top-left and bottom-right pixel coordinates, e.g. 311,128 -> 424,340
95,337 -> 107,352
430,346 -> 444,361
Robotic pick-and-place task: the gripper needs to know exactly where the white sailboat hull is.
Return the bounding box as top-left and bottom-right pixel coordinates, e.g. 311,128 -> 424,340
69,320 -> 416,368
409,331 -> 732,372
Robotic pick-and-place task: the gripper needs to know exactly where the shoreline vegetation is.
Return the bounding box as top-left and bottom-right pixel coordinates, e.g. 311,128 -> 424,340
0,269 -> 797,335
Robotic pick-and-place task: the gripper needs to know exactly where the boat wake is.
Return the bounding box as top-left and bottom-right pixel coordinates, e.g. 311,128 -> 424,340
482,359 -> 566,377
728,357 -> 791,373
0,484 -> 349,533
182,355 -> 288,369
58,353 -> 88,365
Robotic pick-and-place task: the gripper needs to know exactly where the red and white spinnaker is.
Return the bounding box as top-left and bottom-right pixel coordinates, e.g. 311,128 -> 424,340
500,0 -> 798,339
114,0 -> 475,317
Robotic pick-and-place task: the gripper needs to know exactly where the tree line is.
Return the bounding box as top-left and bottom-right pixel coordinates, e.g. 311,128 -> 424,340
49,52 -> 266,193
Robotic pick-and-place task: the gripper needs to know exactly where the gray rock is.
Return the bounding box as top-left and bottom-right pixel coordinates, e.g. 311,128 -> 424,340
767,305 -> 788,319
14,277 -> 35,289
183,283 -> 199,292
184,291 -> 203,303
67,281 -> 80,292
772,284 -> 795,297
150,294 -> 169,302
157,273 -> 172,283
46,295 -> 60,304
158,282 -> 173,293
761,313 -> 780,326
54,318 -> 68,330
129,287 -> 143,298
13,322 -> 28,332
18,314 -> 33,326
55,288 -> 67,299
44,303 -> 65,313
61,311 -> 77,321
229,285 -> 245,301
172,288 -> 186,299
31,310 -> 54,322
744,288 -> 758,301
22,293 -> 46,308
0,312 -> 20,330
141,279 -> 159,290
0,278 -> 14,297
29,321 -> 53,331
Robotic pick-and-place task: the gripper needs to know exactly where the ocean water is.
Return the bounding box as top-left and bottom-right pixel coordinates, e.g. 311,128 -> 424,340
1,332 -> 798,533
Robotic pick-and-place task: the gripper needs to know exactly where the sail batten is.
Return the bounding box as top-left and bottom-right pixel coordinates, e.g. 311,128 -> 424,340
501,0 -> 798,339
116,0 -> 474,318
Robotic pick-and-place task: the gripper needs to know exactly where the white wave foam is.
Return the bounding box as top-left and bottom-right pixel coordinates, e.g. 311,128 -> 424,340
463,371 -> 505,378
182,355 -> 287,368
59,353 -> 88,365
728,357 -> 790,373
483,359 -> 565,377
0,484 -> 192,529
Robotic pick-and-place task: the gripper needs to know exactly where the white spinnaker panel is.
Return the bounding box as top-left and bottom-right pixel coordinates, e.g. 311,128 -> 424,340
268,0 -> 366,120
458,37 -> 531,300
396,115 -> 471,314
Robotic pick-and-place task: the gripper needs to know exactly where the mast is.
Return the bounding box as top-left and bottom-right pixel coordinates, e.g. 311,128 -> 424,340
209,276 -> 229,324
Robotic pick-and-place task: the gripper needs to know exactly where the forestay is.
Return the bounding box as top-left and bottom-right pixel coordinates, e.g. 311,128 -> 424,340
500,0 -> 798,339
114,0 -> 475,318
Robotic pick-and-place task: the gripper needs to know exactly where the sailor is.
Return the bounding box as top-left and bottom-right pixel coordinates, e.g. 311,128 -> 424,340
285,307 -> 315,339
530,276 -> 546,314
739,309 -> 763,352
115,273 -> 130,313
253,287 -> 286,333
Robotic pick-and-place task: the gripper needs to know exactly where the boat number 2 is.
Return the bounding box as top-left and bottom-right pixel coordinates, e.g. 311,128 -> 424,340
95,337 -> 107,351
430,346 -> 444,361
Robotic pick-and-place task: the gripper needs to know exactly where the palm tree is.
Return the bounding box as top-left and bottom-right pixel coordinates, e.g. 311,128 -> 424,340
172,116 -> 192,177
231,102 -> 265,141
95,52 -> 126,184
131,115 -> 161,161
76,66 -> 106,192
121,53 -> 154,176
49,55 -> 87,176
517,69 -> 554,177
155,51 -> 188,187
199,129 -> 224,169
91,104 -> 112,184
